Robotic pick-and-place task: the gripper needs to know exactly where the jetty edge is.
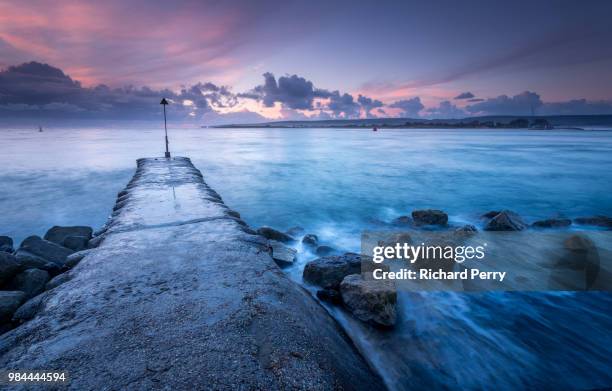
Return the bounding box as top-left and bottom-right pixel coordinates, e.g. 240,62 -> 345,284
0,157 -> 385,390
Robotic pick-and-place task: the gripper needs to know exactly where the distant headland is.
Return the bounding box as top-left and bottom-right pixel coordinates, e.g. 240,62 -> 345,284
212,114 -> 612,130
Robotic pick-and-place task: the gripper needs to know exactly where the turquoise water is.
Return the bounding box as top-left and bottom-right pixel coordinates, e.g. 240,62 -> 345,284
1,125 -> 612,389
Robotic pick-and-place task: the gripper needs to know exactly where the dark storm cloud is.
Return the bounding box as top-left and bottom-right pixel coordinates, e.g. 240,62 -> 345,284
388,97 -> 424,117
424,101 -> 465,118
357,94 -> 383,118
0,62 -> 235,120
465,91 -> 543,115
327,91 -> 360,118
454,92 -> 475,100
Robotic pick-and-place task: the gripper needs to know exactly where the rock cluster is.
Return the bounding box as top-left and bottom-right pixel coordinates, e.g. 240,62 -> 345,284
0,225 -> 96,333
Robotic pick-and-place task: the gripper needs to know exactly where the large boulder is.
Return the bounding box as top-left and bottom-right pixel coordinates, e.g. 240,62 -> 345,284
269,241 -> 297,266
63,236 -> 90,251
303,253 -> 363,289
19,235 -> 73,265
532,218 -> 571,228
574,216 -> 612,229
0,252 -> 20,286
257,227 -> 295,243
45,272 -> 72,290
302,234 -> 318,247
484,210 -> 526,231
10,268 -> 50,299
0,236 -> 13,253
316,288 -> 342,305
340,274 -> 397,327
13,250 -> 62,273
412,209 -> 448,226
0,291 -> 26,323
44,226 -> 93,245
64,249 -> 92,268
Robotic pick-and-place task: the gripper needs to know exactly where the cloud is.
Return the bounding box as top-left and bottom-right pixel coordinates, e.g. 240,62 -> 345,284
357,94 -> 383,117
326,91 -> 360,118
539,99 -> 612,115
465,91 -> 542,115
424,101 -> 465,118
245,72 -> 327,110
454,92 -> 474,100
467,98 -> 484,102
388,97 -> 424,117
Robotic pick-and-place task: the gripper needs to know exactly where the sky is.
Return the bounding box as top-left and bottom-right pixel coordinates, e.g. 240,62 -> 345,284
1,0 -> 612,124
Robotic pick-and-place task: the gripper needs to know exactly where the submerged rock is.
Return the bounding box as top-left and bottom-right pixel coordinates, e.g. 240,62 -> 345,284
574,216 -> 612,228
0,236 -> 13,253
269,241 -> 297,266
455,224 -> 478,233
484,211 -> 526,231
286,226 -> 304,236
340,274 -> 397,327
303,253 -> 362,289
257,226 -> 295,243
44,226 -> 93,245
482,211 -> 501,219
316,288 -> 342,305
10,268 -> 50,299
532,218 -> 572,228
13,250 -> 62,273
19,236 -> 73,265
302,234 -> 319,247
548,234 -> 601,290
0,291 -> 26,323
315,245 -> 336,256
391,216 -> 413,226
412,209 -> 448,226
0,252 -> 19,286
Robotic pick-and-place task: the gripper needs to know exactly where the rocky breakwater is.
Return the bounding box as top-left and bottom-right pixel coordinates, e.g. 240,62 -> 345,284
0,157 -> 384,390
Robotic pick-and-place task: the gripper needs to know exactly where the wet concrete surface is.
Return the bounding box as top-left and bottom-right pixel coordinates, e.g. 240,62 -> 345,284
0,157 -> 384,390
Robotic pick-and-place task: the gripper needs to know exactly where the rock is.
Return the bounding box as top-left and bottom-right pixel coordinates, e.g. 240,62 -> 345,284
0,291 -> 26,323
574,216 -> 612,228
88,235 -> 105,248
548,235 -> 601,290
411,209 -> 448,226
19,236 -> 73,265
13,250 -> 62,273
482,211 -> 501,219
10,268 -> 50,299
532,218 -> 572,228
0,252 -> 20,285
391,216 -> 413,226
286,226 -> 304,236
257,227 -> 295,243
455,224 -> 478,233
63,235 -> 90,251
45,272 -> 72,290
340,274 -> 397,327
564,234 -> 597,252
302,234 -> 319,247
0,236 -> 14,253
484,210 -> 526,231
303,253 -> 363,289
316,246 -> 336,256
316,289 -> 342,305
269,241 -> 297,266
65,249 -> 92,268
44,226 -> 93,245
13,293 -> 46,323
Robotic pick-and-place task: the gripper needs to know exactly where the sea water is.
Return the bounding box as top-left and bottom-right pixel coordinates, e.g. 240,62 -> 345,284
1,125 -> 612,389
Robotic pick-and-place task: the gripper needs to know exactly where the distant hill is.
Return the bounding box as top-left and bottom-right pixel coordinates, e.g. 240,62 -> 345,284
212,115 -> 612,129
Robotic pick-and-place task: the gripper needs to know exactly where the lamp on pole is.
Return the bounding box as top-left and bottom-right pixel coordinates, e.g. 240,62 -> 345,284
160,98 -> 171,158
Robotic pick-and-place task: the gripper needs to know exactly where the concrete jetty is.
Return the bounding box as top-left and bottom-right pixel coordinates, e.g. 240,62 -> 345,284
0,157 -> 384,390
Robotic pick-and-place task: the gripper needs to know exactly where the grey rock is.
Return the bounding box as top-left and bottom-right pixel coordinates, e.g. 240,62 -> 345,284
88,234 -> 106,248
63,235 -> 90,251
0,236 -> 13,253
45,272 -> 72,290
257,226 -> 295,243
455,224 -> 478,233
340,274 -> 397,327
10,268 -> 50,299
302,234 -> 318,247
44,226 -> 93,245
303,253 -> 362,289
316,289 -> 342,305
286,226 -> 304,236
65,249 -> 92,268
316,245 -> 336,256
0,252 -> 19,285
532,218 -> 572,228
0,291 -> 26,322
574,216 -> 612,228
269,241 -> 297,266
484,210 -> 526,231
13,293 -> 46,323
19,235 -> 73,265
13,250 -> 62,273
482,210 -> 501,219
412,209 -> 448,226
